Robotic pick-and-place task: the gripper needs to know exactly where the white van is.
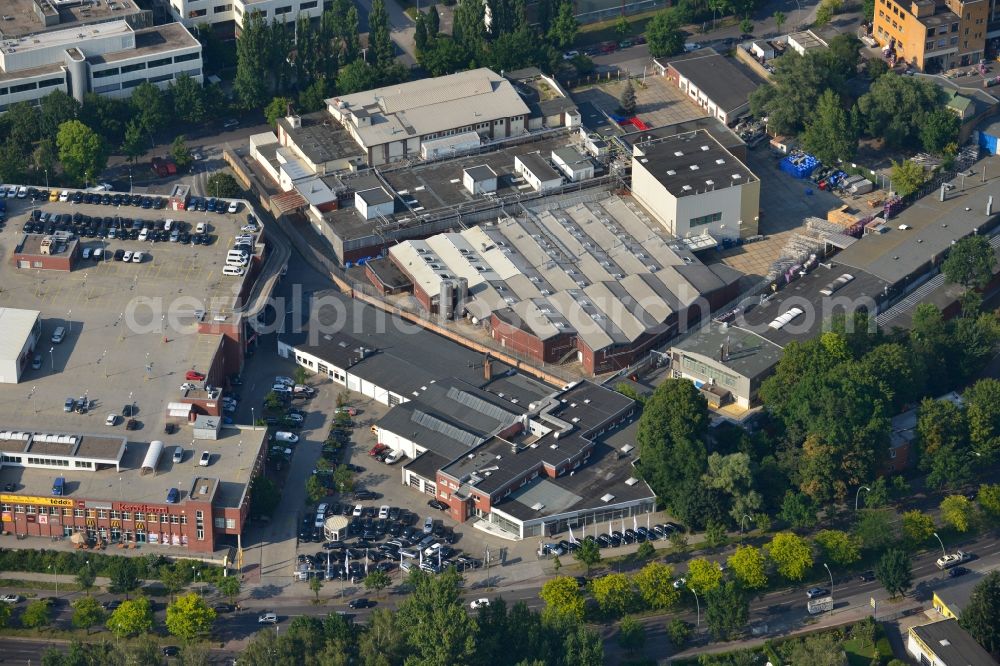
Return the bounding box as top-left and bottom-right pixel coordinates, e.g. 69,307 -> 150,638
92,248 -> 104,261
164,219 -> 174,232
222,265 -> 245,277
226,254 -> 249,267
196,222 -> 208,234
138,228 -> 149,241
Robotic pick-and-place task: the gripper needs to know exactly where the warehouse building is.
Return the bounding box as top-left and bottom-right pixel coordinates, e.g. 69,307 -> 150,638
0,1 -> 202,110
0,427 -> 267,553
387,193 -> 741,374
326,68 -> 530,166
0,309 -> 41,385
906,619 -> 996,666
660,52 -> 759,125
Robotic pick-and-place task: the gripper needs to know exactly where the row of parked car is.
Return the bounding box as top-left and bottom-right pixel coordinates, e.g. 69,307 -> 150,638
4,184 -> 243,215
545,522 -> 683,555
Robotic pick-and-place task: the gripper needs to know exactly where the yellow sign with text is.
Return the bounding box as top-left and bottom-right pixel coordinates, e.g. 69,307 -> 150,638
0,494 -> 74,508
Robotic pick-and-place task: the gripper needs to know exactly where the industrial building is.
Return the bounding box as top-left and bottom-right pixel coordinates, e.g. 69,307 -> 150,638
387,190 -> 742,374
659,52 -> 760,125
906,619 -> 996,666
384,380 -> 654,540
630,131 -> 761,240
0,427 -> 268,554
0,309 -> 41,385
0,0 -> 202,110
11,233 -> 79,271
167,0 -> 329,30
326,68 -> 531,166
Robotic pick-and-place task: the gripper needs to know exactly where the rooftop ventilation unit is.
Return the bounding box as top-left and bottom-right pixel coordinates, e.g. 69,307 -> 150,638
625,477 -> 639,486
600,493 -> 615,502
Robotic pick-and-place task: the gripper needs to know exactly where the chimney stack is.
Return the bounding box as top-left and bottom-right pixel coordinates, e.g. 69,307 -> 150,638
483,354 -> 493,382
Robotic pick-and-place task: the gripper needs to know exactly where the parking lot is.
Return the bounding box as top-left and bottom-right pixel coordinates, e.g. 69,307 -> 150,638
571,75 -> 705,134
0,189 -> 257,439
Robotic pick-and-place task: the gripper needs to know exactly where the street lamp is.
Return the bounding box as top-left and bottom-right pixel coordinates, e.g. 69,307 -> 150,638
67,310 -> 72,334
691,588 -> 700,627
855,485 -> 871,512
823,563 -> 834,614
49,346 -> 55,371
740,514 -> 753,540
933,532 -> 947,559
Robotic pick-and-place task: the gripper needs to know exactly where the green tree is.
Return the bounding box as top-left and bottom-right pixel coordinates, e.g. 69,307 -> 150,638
728,545 -> 768,589
667,618 -> 691,648
646,8 -> 684,58
780,633 -> 849,666
574,539 -> 601,575
106,596 -> 153,637
40,90 -> 81,138
418,37 -> 471,77
875,549 -> 912,599
309,575 -> 323,601
165,593 -> 217,643
540,575 -> 584,621
619,80 -> 637,117
773,10 -> 786,31
369,0 -> 395,66
704,581 -> 749,641
33,138 -> 57,176
130,81 -> 168,141
217,575 -> 240,606
901,510 -> 936,547
22,599 -> 52,628
306,475 -> 327,504
959,571 -> 1000,656
453,0 -> 486,54
858,74 -> 944,148
633,561 -> 679,610
235,11 -> 269,109
767,532 -> 813,581
813,530 -> 861,566
801,90 -> 856,165
917,397 -> 973,489
56,120 -> 107,186
547,0 -> 578,49
161,563 -> 193,600
979,483 -> 1000,523
703,452 -> 763,524
427,5 -> 440,36
617,615 -> 646,655
779,491 -> 818,529
0,603 -> 10,629
120,120 -> 145,166
364,569 -> 391,597
854,508 -> 898,551
615,15 -> 630,38
943,236 -> 997,290
636,379 -> 711,528
298,77 -> 330,113
250,476 -> 280,517
414,13 -> 429,52
170,73 -> 206,124
359,608 -> 405,665
940,494 -> 976,532
739,16 -> 754,34
206,172 -> 242,198
336,60 -> 380,94
920,108 -> 961,154
71,596 -> 106,634
749,49 -> 853,135
107,557 -> 141,596
396,569 -> 475,665
170,135 -> 192,171
264,97 -> 294,127
76,565 -> 96,594
591,572 -> 634,617
687,558 -> 723,594
814,0 -> 842,25
635,541 -> 656,559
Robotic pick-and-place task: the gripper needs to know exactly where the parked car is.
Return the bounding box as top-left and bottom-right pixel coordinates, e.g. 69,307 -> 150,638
258,612 -> 278,624
470,598 -> 490,610
348,598 -> 373,609
806,587 -> 830,599
427,499 -> 447,511
185,370 -> 206,381
0,594 -> 22,604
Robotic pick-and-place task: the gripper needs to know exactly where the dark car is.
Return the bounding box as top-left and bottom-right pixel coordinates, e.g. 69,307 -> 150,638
354,490 -> 378,501
348,598 -> 374,609
949,566 -> 970,578
596,534 -> 611,548
162,646 -> 180,656
428,499 -> 447,511
212,603 -> 234,613
859,570 -> 876,582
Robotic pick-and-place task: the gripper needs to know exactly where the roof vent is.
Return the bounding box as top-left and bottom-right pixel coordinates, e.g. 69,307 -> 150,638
666,169 -> 676,175
700,145 -> 710,151
601,493 -> 615,502
715,158 -> 725,165
690,164 -> 699,171
531,502 -> 545,511
625,477 -> 639,486
673,151 -> 683,157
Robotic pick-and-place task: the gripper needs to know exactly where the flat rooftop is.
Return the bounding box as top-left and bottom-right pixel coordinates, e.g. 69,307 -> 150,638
1,18 -> 132,56
0,0 -> 145,39
0,427 -> 266,508
15,233 -> 79,257
834,155 -> 1000,287
672,320 -> 783,381
89,23 -> 200,65
910,619 -> 997,666
634,131 -> 757,198
665,53 -> 760,114
0,307 -> 39,363
276,112 -> 365,167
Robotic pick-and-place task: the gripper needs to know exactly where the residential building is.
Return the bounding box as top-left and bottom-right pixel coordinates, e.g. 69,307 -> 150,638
906,619 -> 998,666
0,309 -> 41,385
630,131 -> 761,240
873,0 -> 988,72
932,575 -> 983,620
326,68 -> 530,166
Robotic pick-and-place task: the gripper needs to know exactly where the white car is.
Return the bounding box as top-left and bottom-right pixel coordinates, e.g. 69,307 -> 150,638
672,577 -> 686,590
274,431 -> 299,443
132,251 -> 144,263
17,186 -> 27,198
378,505 -> 390,519
227,200 -> 239,214
286,413 -> 304,423
353,504 -> 363,517
241,224 -> 259,233
384,450 -> 402,464
105,414 -> 118,426
936,551 -> 972,569
122,250 -> 133,262
257,612 -> 277,624
470,598 -> 490,610
180,382 -> 197,391
562,50 -> 580,60
274,376 -> 295,387
0,594 -> 21,604
199,451 -> 211,466
59,190 -> 70,202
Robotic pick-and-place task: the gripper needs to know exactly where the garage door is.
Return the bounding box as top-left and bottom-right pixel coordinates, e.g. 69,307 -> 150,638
18,261 -> 29,269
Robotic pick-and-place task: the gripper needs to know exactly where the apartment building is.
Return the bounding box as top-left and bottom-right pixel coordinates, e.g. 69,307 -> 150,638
873,0 -> 988,72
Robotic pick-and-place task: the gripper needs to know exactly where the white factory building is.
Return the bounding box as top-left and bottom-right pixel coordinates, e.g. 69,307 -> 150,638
0,308 -> 41,384
0,3 -> 202,111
